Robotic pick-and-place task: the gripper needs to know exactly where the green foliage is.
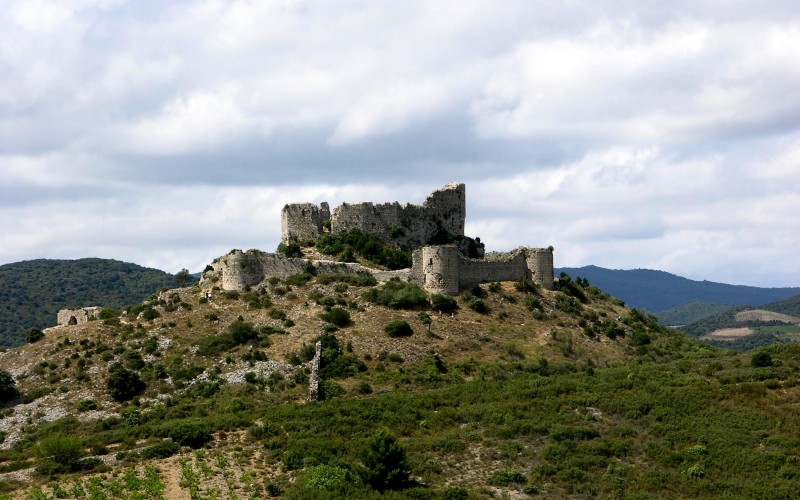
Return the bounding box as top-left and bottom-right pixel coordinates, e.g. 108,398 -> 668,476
25,327 -> 44,343
363,279 -> 429,309
431,294 -> 457,313
487,468 -> 527,486
163,420 -> 211,448
35,434 -> 83,474
317,229 -> 412,269
285,273 -> 313,286
751,351 -> 773,367
317,274 -> 377,286
277,242 -> 304,258
303,464 -> 351,491
228,320 -> 258,344
174,268 -> 193,287
0,258 -> 176,347
514,279 -> 539,294
140,440 -> 180,459
106,366 -> 146,401
555,293 -> 582,314
0,369 -> 18,403
467,298 -> 489,314
385,320 -> 413,337
321,307 -> 352,327
358,428 -> 411,491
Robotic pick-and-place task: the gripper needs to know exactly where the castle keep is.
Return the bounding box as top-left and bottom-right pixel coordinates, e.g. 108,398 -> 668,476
281,182 -> 466,250
204,183 -> 554,294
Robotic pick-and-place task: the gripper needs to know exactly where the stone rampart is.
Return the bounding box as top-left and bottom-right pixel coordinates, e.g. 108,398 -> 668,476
411,245 -> 555,294
57,307 -> 102,326
202,249 -> 410,291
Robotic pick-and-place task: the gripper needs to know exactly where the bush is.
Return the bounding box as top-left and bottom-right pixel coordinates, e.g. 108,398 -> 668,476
317,229 -> 411,269
36,434 -> 83,474
25,328 -> 44,343
751,351 -> 773,367
106,366 -> 146,401
277,242 -> 303,258
385,320 -> 413,338
321,307 -> 351,327
0,369 -> 18,403
363,280 -> 429,309
165,421 -> 212,448
140,440 -> 180,459
467,298 -> 489,314
228,320 -> 259,344
431,294 -> 458,313
358,428 -> 410,491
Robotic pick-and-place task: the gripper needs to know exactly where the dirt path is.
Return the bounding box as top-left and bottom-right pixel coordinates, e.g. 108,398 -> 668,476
161,456 -> 189,500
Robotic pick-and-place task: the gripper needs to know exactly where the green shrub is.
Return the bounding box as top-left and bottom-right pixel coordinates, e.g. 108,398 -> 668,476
36,434 -> 83,474
385,320 -> 413,337
431,294 -> 457,313
303,464 -> 351,491
358,428 -> 410,491
277,242 -> 303,258
317,229 -> 411,269
141,308 -> 160,320
164,421 -> 211,448
363,280 -> 429,309
106,366 -> 146,401
21,387 -> 53,404
140,440 -> 180,459
317,274 -> 377,286
76,399 -> 98,412
285,273 -> 313,286
751,351 -> 773,367
321,307 -> 351,327
25,328 -> 44,343
0,369 -> 18,403
228,320 -> 259,344
467,298 -> 489,314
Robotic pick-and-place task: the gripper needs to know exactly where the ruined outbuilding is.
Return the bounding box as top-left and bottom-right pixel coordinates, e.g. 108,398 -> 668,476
204,183 -> 554,294
57,307 -> 102,326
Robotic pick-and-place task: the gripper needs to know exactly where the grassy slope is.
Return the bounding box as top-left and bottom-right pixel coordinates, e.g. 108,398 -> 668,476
0,259 -> 180,348
654,300 -> 735,326
1,276 -> 800,498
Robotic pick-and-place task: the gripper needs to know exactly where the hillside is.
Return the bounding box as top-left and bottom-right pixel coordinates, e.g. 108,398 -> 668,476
0,259 -> 182,348
556,265 -> 800,312
653,300 -> 735,326
1,271 -> 800,498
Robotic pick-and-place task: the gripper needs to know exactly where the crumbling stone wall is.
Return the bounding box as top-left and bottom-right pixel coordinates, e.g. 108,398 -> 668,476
57,307 -> 102,326
281,183 -> 466,250
281,202 -> 330,244
309,341 -> 322,402
201,249 -> 410,291
411,245 -> 555,294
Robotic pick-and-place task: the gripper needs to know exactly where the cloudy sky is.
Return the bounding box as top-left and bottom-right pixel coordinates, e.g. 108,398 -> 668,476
2,0 -> 799,287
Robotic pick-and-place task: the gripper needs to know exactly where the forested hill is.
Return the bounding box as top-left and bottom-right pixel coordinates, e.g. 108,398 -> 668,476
556,265 -> 800,312
0,258 -> 178,347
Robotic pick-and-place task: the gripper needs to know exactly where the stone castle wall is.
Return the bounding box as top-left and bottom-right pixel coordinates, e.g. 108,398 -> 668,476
281,183 -> 466,250
202,249 -> 410,291
412,245 -> 555,293
57,307 -> 102,326
281,202 -> 330,244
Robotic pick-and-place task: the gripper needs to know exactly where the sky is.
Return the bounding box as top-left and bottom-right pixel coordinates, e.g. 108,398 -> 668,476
1,0 -> 799,288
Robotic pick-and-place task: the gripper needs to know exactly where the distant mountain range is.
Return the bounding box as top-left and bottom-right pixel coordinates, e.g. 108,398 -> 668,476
556,265 -> 800,313
0,259 -> 180,347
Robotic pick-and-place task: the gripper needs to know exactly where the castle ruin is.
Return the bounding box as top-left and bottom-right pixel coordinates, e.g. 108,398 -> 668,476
57,307 -> 102,326
203,183 -> 554,294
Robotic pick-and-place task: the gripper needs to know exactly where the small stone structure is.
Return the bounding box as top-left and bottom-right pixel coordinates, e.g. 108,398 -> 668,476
57,307 -> 102,326
281,182 -> 466,250
203,182 -> 554,295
